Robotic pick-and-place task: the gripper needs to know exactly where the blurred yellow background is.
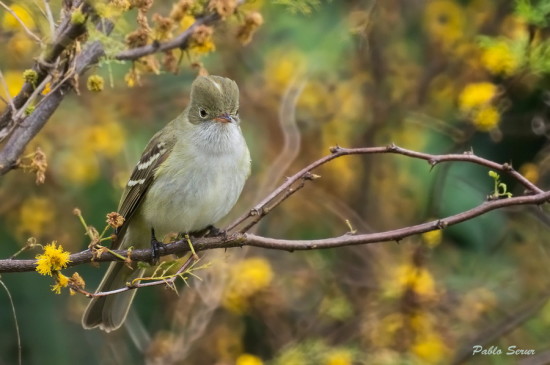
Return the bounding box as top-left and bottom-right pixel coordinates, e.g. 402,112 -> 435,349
1,0 -> 550,364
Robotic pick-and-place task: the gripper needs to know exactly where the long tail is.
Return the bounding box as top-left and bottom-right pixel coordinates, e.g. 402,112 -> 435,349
81,261 -> 145,332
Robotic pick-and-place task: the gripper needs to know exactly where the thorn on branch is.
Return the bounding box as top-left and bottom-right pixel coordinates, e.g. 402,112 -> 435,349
436,220 -> 447,229
330,145 -> 342,153
502,162 -> 512,171
386,142 -> 397,151
303,172 -> 321,180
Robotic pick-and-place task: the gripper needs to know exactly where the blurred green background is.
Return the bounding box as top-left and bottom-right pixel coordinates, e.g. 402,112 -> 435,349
1,0 -> 550,364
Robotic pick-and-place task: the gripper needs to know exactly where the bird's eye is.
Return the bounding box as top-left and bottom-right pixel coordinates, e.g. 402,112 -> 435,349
199,108 -> 208,118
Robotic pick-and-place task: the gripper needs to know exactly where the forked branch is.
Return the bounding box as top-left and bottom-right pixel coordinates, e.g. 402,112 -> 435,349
1,144 -> 548,273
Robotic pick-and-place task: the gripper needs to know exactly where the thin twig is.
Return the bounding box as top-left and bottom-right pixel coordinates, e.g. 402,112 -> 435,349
0,0 -> 43,45
0,279 -> 21,365
227,144 -> 544,234
12,74 -> 52,123
2,145 -> 549,273
42,0 -> 56,38
71,255 -> 197,297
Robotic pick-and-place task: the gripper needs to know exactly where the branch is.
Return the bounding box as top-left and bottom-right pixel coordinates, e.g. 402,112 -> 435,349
0,40 -> 106,174
0,3 -> 243,175
114,13 -> 217,61
113,0 -> 244,61
0,0 -> 90,137
1,145 -> 549,273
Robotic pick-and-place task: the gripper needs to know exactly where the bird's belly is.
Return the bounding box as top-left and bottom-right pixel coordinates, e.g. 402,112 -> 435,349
141,159 -> 245,239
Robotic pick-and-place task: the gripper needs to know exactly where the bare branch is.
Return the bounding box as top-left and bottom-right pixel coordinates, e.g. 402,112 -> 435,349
1,145 -> 549,273
42,0 -> 56,38
228,144 -> 545,234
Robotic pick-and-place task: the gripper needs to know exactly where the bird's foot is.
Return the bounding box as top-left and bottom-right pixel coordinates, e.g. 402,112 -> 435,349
204,225 -> 226,238
150,228 -> 164,265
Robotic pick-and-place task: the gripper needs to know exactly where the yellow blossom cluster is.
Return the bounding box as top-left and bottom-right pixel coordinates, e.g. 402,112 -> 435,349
395,263 -> 436,299
35,242 -> 71,276
35,243 -> 83,295
372,312 -> 449,364
15,196 -> 54,237
1,4 -> 35,31
481,40 -> 521,76
324,349 -> 354,365
55,113 -> 126,185
424,0 -> 465,48
222,257 -> 274,313
1,4 -> 37,60
421,229 -> 442,248
236,353 -> 263,365
458,82 -> 501,131
519,162 -> 540,184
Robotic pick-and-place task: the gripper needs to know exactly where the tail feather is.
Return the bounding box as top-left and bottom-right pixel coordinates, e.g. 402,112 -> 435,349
82,261 -> 145,332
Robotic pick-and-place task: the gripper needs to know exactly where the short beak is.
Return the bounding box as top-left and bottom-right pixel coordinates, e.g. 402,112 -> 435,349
214,113 -> 234,123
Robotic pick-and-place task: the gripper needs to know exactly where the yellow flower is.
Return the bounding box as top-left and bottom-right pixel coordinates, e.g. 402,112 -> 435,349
87,75 -> 104,92
51,273 -> 70,294
458,82 -> 497,112
222,257 -> 273,313
324,349 -> 353,365
41,82 -> 51,95
422,229 -> 442,248
189,25 -> 216,54
1,4 -> 35,31
519,162 -> 539,184
82,122 -> 126,158
16,196 -> 54,237
481,41 -> 520,76
180,14 -> 196,30
2,70 -> 24,99
8,32 -> 36,58
35,242 -> 71,276
393,264 -> 436,298
57,149 -> 101,185
264,50 -> 306,92
471,106 -> 500,131
411,332 -> 449,364
424,0 -> 465,46
236,354 -> 263,365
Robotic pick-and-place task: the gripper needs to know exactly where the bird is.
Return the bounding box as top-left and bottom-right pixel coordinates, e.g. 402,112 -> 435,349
82,75 -> 251,332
